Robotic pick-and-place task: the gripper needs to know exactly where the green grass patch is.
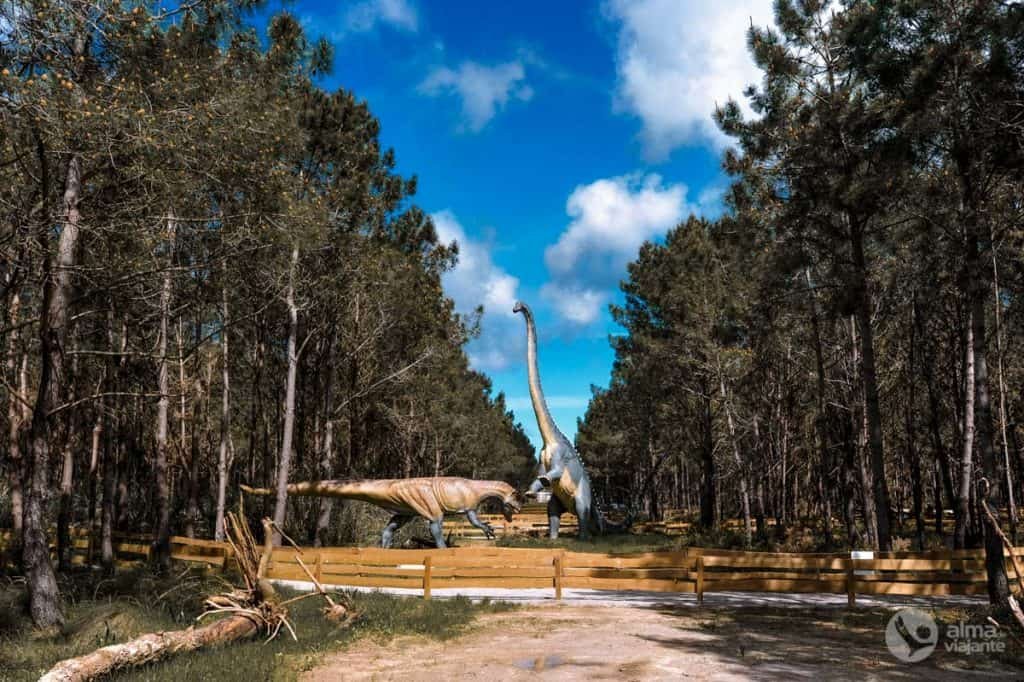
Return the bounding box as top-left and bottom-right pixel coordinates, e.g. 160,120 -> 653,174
495,532 -> 682,553
0,567 -> 514,681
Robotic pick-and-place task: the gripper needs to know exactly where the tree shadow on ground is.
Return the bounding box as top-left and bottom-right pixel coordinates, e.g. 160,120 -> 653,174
641,604 -> 1023,680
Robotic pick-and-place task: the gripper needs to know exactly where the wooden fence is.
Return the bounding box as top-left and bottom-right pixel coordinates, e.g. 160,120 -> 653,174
252,544 -> 1024,604
4,528 -> 1018,606
0,528 -> 233,571
443,514 -> 780,540
445,506 -> 999,541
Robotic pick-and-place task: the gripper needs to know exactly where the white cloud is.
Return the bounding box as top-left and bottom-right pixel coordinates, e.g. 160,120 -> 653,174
419,60 -> 533,132
541,173 -> 690,327
539,284 -> 606,327
605,0 -> 775,158
344,0 -> 419,34
432,210 -> 523,370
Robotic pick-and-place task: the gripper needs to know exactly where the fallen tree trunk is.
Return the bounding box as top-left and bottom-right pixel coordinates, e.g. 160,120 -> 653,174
39,614 -> 260,682
39,514 -> 346,681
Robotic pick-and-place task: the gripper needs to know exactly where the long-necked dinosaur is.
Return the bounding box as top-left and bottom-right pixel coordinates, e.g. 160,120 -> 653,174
514,301 -> 629,539
240,477 -> 522,548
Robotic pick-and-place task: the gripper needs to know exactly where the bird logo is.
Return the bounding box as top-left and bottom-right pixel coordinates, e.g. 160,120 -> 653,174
885,608 -> 938,663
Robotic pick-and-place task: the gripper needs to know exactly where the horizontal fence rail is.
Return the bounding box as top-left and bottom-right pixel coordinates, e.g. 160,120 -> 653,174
2,528 -> 1020,606
441,504 -> 1005,540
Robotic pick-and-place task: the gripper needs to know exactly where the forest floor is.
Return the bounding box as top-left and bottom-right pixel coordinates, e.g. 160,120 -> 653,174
0,568 -> 514,681
307,602 -> 1024,681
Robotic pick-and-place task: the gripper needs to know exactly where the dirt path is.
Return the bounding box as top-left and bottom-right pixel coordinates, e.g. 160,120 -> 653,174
305,604 -> 1020,681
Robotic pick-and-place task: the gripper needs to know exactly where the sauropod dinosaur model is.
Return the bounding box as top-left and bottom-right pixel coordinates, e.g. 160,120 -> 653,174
514,300 -> 630,540
240,477 -> 522,548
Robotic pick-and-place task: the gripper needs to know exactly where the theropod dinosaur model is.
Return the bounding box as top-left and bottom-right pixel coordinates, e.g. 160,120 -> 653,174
240,477 -> 522,548
514,301 -> 629,539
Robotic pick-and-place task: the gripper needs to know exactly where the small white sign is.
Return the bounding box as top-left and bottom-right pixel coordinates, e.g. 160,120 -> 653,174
851,550 -> 874,576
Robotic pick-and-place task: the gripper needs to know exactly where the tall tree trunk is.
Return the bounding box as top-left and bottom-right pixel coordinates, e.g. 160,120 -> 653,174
850,226 -> 892,551
907,300 -> 925,550
5,291 -> 25,558
56,434 -> 75,571
955,315 -> 975,550
645,425 -> 661,522
313,420 -> 335,547
857,403 -> 879,550
966,227 -> 1010,604
100,420 -> 117,574
699,388 -> 716,529
214,289 -> 234,541
271,247 -> 300,545
992,250 -> 1017,543
921,312 -> 957,538
850,318 -> 878,548
101,319 -> 127,574
842,425 -> 859,547
184,361 -> 208,539
1010,426 -> 1024,519
775,368 -> 788,529
807,269 -> 834,545
56,328 -> 80,571
24,154 -> 84,628
151,212 -> 177,571
751,416 -> 766,542
720,375 -> 751,546
87,404 -> 103,562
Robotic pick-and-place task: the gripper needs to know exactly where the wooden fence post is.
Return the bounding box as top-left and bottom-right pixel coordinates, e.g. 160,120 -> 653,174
553,553 -> 563,601
314,550 -> 323,584
696,555 -> 705,605
423,556 -> 432,601
846,557 -> 856,608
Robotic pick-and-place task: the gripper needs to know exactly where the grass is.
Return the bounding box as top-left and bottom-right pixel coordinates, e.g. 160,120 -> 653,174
495,532 -> 682,554
0,567 -> 514,681
492,520 -> 980,555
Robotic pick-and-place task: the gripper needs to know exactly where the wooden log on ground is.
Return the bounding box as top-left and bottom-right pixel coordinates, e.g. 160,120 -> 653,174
39,614 -> 260,682
39,515 -> 305,682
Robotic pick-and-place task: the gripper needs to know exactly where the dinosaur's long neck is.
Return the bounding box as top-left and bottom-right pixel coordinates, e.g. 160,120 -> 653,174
522,305 -> 563,446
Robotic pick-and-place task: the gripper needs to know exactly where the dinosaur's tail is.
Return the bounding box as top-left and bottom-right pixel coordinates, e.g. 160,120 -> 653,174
240,480 -> 362,498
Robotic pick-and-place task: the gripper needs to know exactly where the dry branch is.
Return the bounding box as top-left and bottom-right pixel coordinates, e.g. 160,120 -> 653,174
979,481 -> 1024,632
39,514 -> 299,682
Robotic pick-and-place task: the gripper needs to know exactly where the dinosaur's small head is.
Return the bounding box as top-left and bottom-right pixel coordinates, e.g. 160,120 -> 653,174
512,300 -> 526,315
502,491 -> 524,522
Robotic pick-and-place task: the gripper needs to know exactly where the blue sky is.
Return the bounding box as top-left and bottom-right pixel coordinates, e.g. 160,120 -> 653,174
287,0 -> 775,452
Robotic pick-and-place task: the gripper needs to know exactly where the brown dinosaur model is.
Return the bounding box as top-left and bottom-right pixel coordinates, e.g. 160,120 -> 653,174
240,477 -> 523,548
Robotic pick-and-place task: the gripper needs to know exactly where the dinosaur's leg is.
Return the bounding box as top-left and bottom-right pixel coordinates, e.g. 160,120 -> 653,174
428,518 -> 446,548
575,497 -> 592,541
381,515 -> 410,548
576,475 -> 599,539
546,495 -> 566,540
466,510 -> 495,539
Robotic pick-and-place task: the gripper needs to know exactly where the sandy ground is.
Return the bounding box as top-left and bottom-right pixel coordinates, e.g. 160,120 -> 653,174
304,604 -> 1023,681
